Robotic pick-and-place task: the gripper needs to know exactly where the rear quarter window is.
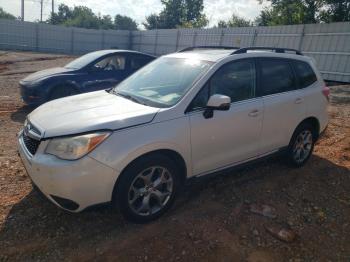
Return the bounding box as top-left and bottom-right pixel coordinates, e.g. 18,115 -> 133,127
293,60 -> 317,88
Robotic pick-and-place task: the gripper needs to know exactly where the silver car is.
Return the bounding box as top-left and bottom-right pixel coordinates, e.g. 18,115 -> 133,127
18,47 -> 329,223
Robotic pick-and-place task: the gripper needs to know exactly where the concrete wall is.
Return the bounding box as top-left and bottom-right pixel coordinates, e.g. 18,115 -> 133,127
0,19 -> 130,54
0,19 -> 349,82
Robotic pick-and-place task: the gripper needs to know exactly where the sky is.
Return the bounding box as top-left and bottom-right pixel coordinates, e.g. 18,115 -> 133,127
0,0 -> 269,28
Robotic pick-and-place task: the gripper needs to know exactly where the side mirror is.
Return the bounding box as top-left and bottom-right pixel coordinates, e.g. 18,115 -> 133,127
203,94 -> 231,119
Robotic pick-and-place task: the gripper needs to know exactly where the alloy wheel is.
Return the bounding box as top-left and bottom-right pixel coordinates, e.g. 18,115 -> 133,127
128,166 -> 174,216
292,130 -> 313,164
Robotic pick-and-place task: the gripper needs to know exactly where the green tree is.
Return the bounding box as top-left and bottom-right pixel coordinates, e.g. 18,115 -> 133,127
114,15 -> 138,30
143,0 -> 208,29
47,4 -> 137,30
0,7 -> 17,20
63,6 -> 100,29
256,0 -> 324,25
319,0 -> 350,22
47,4 -> 73,25
258,0 -> 306,25
255,8 -> 276,26
303,0 -> 323,23
183,0 -> 208,27
217,13 -> 252,28
143,14 -> 164,29
159,0 -> 185,28
99,15 -> 114,30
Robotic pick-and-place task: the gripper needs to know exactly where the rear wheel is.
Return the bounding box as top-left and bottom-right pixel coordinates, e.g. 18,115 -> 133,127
114,154 -> 180,223
286,123 -> 316,167
49,85 -> 78,101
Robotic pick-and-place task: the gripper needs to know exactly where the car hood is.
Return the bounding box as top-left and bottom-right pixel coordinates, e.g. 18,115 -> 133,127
21,67 -> 75,83
28,90 -> 160,138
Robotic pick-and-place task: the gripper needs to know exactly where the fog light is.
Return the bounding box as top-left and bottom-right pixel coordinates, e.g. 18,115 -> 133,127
50,195 -> 79,211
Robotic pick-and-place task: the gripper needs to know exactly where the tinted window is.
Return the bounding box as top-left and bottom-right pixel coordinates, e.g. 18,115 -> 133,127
188,83 -> 210,110
211,60 -> 256,102
130,56 -> 153,71
65,51 -> 113,69
293,60 -> 317,88
259,58 -> 295,96
93,55 -> 126,71
188,59 -> 256,111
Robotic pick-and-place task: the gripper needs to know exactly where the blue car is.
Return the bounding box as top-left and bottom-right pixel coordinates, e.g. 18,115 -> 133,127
19,50 -> 155,105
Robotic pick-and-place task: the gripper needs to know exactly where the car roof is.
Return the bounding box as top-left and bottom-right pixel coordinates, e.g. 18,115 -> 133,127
87,49 -> 155,57
165,47 -> 308,63
166,49 -> 236,62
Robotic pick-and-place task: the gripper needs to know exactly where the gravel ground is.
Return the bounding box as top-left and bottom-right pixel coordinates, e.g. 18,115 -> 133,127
0,51 -> 349,262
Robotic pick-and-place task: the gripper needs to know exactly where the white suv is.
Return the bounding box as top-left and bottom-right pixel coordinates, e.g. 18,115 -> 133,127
18,47 -> 329,223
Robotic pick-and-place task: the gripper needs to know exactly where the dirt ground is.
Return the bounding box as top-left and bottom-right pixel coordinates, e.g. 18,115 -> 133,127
0,51 -> 349,262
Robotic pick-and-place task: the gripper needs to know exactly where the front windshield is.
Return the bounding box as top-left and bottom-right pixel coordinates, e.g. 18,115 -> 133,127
65,51 -> 106,69
113,57 -> 212,108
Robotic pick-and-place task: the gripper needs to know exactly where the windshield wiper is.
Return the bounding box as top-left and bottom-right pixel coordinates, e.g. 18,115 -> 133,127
113,91 -> 147,106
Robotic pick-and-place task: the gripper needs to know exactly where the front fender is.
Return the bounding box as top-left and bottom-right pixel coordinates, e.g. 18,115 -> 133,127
114,141 -> 190,175
43,71 -> 83,92
47,79 -> 81,94
89,117 -> 192,178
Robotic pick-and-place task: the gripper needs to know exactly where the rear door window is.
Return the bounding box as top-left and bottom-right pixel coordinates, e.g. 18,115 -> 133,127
292,60 -> 317,88
258,58 -> 296,96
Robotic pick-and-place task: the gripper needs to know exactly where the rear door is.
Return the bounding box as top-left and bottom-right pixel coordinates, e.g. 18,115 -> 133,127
257,58 -> 306,154
291,60 -> 327,127
188,59 -> 264,175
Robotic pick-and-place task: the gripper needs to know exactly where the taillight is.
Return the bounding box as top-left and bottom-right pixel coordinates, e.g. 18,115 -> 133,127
322,86 -> 330,102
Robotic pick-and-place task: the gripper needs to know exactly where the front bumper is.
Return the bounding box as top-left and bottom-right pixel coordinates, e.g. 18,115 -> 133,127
18,131 -> 119,212
19,83 -> 45,105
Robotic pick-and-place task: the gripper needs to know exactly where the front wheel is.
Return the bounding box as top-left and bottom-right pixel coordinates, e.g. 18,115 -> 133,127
114,154 -> 180,223
286,123 -> 316,167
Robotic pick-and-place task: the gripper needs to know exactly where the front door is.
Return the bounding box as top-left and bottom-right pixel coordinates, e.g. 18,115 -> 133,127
188,59 -> 263,175
84,54 -> 127,92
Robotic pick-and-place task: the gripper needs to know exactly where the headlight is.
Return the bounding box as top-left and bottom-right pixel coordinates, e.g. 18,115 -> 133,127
45,132 -> 111,160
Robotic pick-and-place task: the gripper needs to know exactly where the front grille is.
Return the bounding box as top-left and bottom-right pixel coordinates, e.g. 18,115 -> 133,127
23,133 -> 40,155
29,124 -> 41,136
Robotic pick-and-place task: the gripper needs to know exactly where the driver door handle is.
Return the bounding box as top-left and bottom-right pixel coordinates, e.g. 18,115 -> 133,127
248,109 -> 259,117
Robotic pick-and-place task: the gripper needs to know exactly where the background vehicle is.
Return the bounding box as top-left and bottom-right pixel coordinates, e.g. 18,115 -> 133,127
18,46 -> 329,223
19,50 -> 155,105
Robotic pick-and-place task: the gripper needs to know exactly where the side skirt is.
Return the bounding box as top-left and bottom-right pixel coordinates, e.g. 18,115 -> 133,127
186,147 -> 288,185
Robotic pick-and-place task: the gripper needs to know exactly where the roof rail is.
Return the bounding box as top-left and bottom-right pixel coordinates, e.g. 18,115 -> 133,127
178,46 -> 239,52
232,47 -> 303,55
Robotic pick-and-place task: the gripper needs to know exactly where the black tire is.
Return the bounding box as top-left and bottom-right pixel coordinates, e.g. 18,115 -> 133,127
286,123 -> 316,167
49,85 -> 78,101
113,154 -> 181,223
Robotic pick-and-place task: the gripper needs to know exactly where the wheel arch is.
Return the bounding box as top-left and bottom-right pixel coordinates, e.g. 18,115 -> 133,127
292,116 -> 320,142
112,149 -> 188,202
